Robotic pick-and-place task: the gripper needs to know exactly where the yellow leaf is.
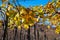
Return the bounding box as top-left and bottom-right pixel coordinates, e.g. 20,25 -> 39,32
16,13 -> 19,17
8,7 -> 10,10
10,20 -> 13,24
38,9 -> 43,13
15,21 -> 19,25
24,24 -> 29,30
6,12 -> 10,16
2,4 -> 6,7
2,0 -> 8,2
14,17 -> 17,21
18,25 -> 21,30
55,31 -> 59,34
47,25 -> 50,29
9,25 -> 14,30
22,18 -> 25,23
0,23 -> 2,27
29,23 -> 34,26
55,29 -> 59,34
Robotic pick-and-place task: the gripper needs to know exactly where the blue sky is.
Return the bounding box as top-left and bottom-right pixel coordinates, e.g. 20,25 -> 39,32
0,0 -> 51,7
18,0 -> 49,7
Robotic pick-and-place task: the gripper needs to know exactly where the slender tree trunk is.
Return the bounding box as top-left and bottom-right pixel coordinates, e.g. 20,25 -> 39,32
34,24 -> 36,40
20,27 -> 22,40
37,30 -> 39,40
3,15 -> 8,40
44,32 -> 47,40
24,34 -> 26,40
27,25 -> 30,40
14,27 -> 17,40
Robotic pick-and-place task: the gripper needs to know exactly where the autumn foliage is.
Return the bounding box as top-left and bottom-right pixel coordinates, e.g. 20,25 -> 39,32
0,0 -> 60,34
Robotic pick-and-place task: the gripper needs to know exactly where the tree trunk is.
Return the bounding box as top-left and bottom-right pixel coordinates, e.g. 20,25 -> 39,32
34,24 -> 36,40
27,25 -> 30,40
3,15 -> 8,40
14,27 -> 17,40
